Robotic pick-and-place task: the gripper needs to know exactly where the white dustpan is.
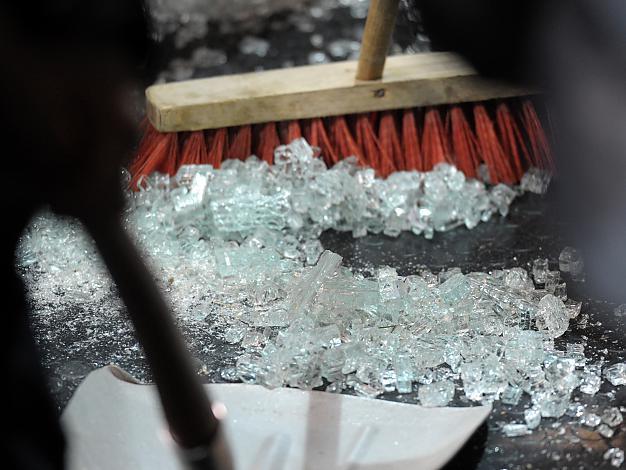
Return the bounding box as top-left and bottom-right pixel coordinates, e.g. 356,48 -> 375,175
61,366 -> 491,470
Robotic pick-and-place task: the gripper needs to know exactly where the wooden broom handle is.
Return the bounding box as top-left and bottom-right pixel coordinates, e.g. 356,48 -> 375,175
356,0 -> 401,81
85,217 -> 222,451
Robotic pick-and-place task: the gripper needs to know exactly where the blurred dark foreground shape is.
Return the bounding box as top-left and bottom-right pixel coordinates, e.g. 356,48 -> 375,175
1,2 -> 231,469
416,0 -> 626,306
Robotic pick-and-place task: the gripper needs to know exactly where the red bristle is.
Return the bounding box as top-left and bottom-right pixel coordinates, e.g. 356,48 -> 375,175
367,112 -> 381,132
521,101 -> 554,172
401,109 -> 421,171
286,120 -> 303,143
130,139 -> 166,188
496,103 -> 529,180
131,144 -> 162,182
306,119 -> 321,150
330,116 -> 364,164
156,132 -> 180,176
354,116 -> 366,161
227,125 -> 252,160
130,121 -> 162,176
308,118 -> 338,166
449,107 -> 480,178
355,114 -> 376,169
130,131 -> 179,189
200,130 -> 210,164
379,112 -> 404,170
474,105 -> 516,184
257,122 -> 280,164
207,128 -> 228,168
421,109 -> 450,170
180,131 -> 208,166
355,114 -> 395,176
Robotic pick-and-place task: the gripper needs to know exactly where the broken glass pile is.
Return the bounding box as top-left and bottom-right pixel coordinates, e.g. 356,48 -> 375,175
18,138 -> 625,445
131,138 -> 530,243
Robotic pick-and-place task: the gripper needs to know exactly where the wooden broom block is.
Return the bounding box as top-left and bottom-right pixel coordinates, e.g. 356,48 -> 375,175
147,52 -> 532,133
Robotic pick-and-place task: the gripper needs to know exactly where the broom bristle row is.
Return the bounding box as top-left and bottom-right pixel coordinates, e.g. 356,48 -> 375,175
130,99 -> 553,189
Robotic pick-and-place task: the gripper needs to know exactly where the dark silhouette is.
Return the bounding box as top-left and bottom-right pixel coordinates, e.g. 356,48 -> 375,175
1,2 -> 229,468
415,0 -> 626,305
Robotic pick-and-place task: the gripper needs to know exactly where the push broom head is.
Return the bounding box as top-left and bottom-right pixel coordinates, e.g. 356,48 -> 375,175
131,53 -> 552,189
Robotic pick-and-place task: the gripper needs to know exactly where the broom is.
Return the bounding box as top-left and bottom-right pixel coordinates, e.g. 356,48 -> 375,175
130,0 -> 553,189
